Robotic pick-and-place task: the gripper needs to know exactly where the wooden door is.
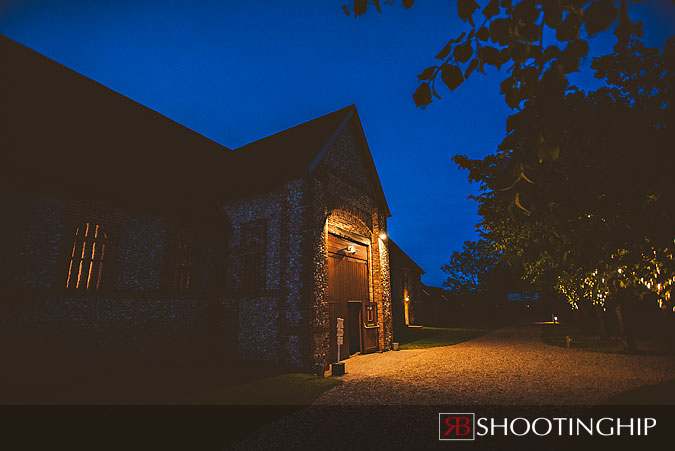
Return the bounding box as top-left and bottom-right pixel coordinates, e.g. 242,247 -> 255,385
362,302 -> 379,353
327,233 -> 374,362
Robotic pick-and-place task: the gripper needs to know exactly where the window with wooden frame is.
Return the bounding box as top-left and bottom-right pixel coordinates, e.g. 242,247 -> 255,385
240,220 -> 267,292
164,232 -> 194,293
65,222 -> 107,291
170,241 -> 193,292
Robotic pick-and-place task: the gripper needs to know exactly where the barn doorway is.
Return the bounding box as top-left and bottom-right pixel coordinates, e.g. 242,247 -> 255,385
347,301 -> 362,355
327,233 -> 378,362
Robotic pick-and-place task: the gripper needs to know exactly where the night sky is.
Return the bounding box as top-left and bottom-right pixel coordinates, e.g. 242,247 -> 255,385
1,0 -> 673,286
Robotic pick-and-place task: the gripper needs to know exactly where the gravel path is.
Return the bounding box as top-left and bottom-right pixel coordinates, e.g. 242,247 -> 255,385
316,323 -> 675,405
231,324 -> 675,450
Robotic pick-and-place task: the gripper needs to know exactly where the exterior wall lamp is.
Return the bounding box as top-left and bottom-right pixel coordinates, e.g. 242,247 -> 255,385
344,245 -> 356,255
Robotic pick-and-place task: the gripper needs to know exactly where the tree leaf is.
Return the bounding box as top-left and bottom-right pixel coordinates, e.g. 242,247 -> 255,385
477,26 -> 490,41
435,32 -> 466,60
454,42 -> 474,63
543,1 -> 563,28
417,66 -> 437,80
402,0 -> 414,9
584,0 -> 618,37
514,0 -> 540,24
482,0 -> 500,19
478,46 -> 501,67
544,45 -> 561,61
354,0 -> 368,17
511,42 -> 530,64
490,18 -> 514,46
556,12 -> 582,41
518,21 -> 541,42
465,58 -> 480,79
457,0 -> 480,27
559,39 -> 589,73
413,82 -> 432,107
441,64 -> 464,91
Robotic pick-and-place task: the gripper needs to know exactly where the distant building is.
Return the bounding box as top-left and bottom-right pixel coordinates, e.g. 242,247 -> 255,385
416,284 -> 458,326
388,239 -> 424,338
1,35 -> 393,372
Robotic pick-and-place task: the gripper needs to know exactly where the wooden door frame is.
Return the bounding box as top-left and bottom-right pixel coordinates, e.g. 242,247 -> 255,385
326,230 -> 375,359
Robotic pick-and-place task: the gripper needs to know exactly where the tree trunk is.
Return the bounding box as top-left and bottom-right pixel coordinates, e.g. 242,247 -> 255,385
615,301 -> 636,352
579,302 -> 595,333
594,303 -> 609,340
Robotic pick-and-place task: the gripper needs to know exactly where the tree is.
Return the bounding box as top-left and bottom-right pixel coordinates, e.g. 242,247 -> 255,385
442,239 -> 506,297
453,38 -> 674,348
343,0 -> 643,115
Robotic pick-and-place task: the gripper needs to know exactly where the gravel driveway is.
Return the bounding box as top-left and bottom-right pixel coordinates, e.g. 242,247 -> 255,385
232,324 -> 675,450
316,323 -> 675,405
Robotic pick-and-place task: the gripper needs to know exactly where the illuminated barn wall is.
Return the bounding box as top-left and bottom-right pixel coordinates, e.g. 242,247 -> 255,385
220,119 -> 392,370
308,120 -> 393,368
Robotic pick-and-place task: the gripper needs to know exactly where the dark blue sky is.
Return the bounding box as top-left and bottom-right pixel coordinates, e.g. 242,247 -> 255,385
2,0 -> 673,286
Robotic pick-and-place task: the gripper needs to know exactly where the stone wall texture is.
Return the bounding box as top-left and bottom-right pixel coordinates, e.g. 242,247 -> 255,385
307,117 -> 392,371
0,190 -> 232,373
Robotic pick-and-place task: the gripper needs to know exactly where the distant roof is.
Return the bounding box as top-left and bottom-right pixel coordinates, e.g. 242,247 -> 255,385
1,35 -> 390,216
421,284 -> 451,303
388,239 -> 424,274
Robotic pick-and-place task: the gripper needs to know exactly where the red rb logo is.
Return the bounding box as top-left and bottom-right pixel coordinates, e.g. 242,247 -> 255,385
439,413 -> 476,441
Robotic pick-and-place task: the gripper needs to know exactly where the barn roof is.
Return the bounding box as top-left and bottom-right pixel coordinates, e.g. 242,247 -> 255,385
1,34 -> 231,210
389,239 -> 425,274
1,34 -> 390,216
233,104 -> 391,216
420,284 -> 452,303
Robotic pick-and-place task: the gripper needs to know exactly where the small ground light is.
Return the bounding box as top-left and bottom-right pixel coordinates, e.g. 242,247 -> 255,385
553,316 -> 558,324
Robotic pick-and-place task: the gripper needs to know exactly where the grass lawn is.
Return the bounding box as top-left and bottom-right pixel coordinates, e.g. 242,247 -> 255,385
1,362 -> 341,405
182,372 -> 342,405
397,324 -> 498,350
1,363 -> 343,447
540,323 -> 675,355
